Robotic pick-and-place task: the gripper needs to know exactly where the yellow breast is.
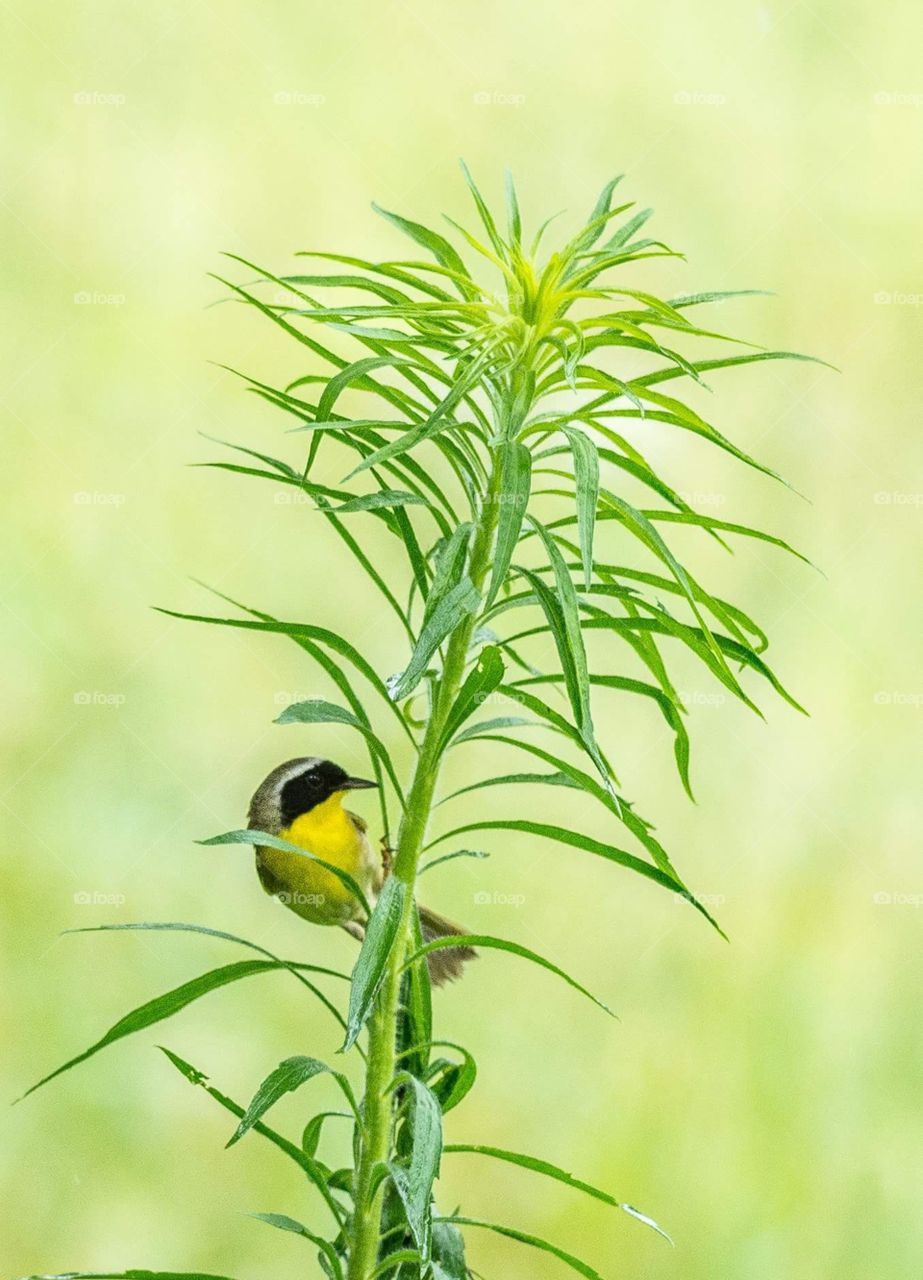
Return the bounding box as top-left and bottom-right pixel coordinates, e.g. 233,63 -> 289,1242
259,793 -> 373,926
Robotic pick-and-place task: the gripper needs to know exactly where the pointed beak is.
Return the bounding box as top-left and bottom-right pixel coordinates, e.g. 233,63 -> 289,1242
341,777 -> 378,791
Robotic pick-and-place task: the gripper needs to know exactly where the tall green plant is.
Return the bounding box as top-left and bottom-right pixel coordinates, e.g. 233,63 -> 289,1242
21,168 -> 819,1280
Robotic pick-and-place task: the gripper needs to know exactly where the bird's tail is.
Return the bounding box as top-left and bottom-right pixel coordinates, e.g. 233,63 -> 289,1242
417,905 -> 476,987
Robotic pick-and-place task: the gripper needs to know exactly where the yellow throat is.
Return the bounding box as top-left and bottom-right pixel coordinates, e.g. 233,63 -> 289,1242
280,791 -> 363,869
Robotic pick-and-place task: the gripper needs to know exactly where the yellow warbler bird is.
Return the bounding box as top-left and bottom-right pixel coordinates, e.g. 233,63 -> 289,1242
248,756 -> 475,985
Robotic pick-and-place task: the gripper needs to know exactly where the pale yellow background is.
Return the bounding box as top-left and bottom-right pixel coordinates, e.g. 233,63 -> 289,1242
2,3 -> 921,1278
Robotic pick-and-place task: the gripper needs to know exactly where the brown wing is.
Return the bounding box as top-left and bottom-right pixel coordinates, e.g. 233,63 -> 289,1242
418,904 -> 477,986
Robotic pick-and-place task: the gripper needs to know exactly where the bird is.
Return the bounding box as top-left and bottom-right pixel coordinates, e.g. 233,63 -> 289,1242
247,756 -> 475,985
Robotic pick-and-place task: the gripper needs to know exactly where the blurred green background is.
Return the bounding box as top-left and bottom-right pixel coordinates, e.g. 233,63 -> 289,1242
3,2 -> 921,1277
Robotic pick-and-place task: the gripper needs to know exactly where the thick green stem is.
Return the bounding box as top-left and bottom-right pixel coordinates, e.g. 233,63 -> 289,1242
346,451 -> 503,1280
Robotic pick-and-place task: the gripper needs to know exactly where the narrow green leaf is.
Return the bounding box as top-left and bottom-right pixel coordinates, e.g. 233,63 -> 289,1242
597,489 -> 736,684
342,351 -> 488,483
195,460 -> 349,507
602,204 -> 654,251
314,354 -> 402,420
560,425 -> 599,587
449,714 -> 537,745
65,920 -> 350,1034
63,921 -> 348,983
388,1073 -> 443,1250
251,1213 -> 344,1280
431,1218 -> 469,1280
209,584 -> 396,828
438,772 -> 577,806
369,1250 -> 422,1279
436,643 -> 505,752
517,521 -> 612,791
424,523 -> 473,615
640,509 -> 815,566
295,250 -> 459,302
504,170 -> 522,246
451,732 -> 680,880
459,160 -> 506,257
301,1110 -> 350,1158
423,1042 -> 478,1113
567,175 -> 625,261
389,577 -> 480,702
198,430 -> 297,478
443,1144 -> 673,1242
372,203 -> 475,298
438,1216 -> 604,1280
485,441 -> 531,607
230,1055 -> 351,1146
20,959 -> 327,1101
161,1047 -> 346,1222
630,382 -> 793,488
343,876 -> 407,1050
441,213 -> 512,279
397,905 -> 432,1081
429,820 -> 725,936
581,614 -> 805,715
557,549 -> 767,652
419,849 -> 491,875
404,934 -> 614,1017
635,348 -> 831,390
668,288 -> 773,309
155,609 -> 411,741
511,673 -> 693,799
16,1273 -> 241,1280
325,489 -> 430,513
509,568 -> 583,722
